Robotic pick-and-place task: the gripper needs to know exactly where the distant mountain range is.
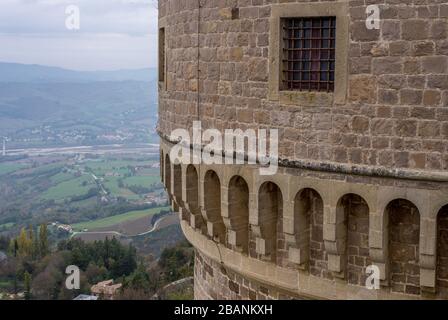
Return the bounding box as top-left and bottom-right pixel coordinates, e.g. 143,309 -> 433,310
0,63 -> 158,147
0,63 -> 157,83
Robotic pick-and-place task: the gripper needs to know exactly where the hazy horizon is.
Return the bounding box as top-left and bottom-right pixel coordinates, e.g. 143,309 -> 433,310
0,0 -> 158,71
0,61 -> 156,73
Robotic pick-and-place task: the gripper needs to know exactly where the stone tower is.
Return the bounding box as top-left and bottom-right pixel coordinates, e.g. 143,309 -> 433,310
158,0 -> 448,299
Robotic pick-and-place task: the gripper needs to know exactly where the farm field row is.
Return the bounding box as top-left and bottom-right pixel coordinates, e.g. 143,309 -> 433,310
72,206 -> 170,231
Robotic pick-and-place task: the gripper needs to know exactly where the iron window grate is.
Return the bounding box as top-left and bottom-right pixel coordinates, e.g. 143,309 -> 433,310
282,17 -> 336,92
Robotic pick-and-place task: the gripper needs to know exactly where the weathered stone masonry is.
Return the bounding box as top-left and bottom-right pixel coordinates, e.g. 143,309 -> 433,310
158,0 -> 448,299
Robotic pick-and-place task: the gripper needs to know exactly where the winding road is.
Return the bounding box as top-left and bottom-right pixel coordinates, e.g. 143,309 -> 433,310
71,214 -> 175,239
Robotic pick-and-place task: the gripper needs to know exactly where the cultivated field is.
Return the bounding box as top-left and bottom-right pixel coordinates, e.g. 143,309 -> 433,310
0,153 -> 168,235
72,206 -> 170,233
40,175 -> 96,201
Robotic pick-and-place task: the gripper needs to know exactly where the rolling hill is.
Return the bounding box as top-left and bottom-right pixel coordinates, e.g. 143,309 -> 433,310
0,63 -> 158,147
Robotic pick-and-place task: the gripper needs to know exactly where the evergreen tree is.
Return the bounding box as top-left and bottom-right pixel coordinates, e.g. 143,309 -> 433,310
8,239 -> 18,257
24,271 -> 32,300
125,262 -> 150,291
28,225 -> 34,242
39,224 -> 49,256
32,233 -> 40,259
28,225 -> 40,259
17,227 -> 31,257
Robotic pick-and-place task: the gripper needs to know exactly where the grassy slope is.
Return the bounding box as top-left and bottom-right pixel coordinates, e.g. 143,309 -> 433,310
39,175 -> 95,200
49,172 -> 74,184
103,177 -> 139,200
123,175 -> 160,187
72,206 -> 170,231
0,163 -> 26,175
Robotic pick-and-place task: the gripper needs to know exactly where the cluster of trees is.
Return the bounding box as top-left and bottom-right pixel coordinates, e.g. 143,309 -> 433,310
150,209 -> 171,226
8,224 -> 49,259
158,241 -> 194,283
57,238 -> 137,279
0,230 -> 194,300
0,234 -> 140,300
125,184 -> 152,195
119,181 -> 163,196
69,187 -> 100,202
117,241 -> 194,300
0,224 -> 50,299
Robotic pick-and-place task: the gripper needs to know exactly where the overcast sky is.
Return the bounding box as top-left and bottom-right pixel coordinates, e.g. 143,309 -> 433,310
0,0 -> 158,71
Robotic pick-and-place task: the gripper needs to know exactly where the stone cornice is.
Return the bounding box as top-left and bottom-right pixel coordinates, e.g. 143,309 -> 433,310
158,129 -> 448,183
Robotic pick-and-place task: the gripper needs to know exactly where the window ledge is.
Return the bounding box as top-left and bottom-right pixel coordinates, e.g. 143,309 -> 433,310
278,90 -> 333,107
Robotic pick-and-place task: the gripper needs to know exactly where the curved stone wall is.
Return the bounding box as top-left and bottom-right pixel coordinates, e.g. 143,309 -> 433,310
158,0 -> 448,300
161,139 -> 448,299
158,0 -> 448,172
194,249 -> 301,300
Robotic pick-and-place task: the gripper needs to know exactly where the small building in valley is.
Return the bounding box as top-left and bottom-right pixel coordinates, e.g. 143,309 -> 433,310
91,280 -> 122,300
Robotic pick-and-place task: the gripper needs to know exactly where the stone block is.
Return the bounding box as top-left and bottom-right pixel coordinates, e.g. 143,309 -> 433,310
255,237 -> 268,255
422,56 -> 448,74
228,230 -> 238,246
428,75 -> 448,89
190,214 -> 201,229
372,57 -> 402,75
430,20 -> 447,39
351,21 -> 380,41
349,76 -> 376,103
423,90 -> 441,106
420,253 -> 436,269
400,89 -> 423,105
420,268 -> 436,288
418,121 -> 440,138
412,41 -> 435,56
352,116 -> 369,134
382,20 -> 400,40
328,254 -> 343,273
288,247 -> 308,265
323,224 -> 336,242
218,8 -> 232,20
402,20 -> 429,40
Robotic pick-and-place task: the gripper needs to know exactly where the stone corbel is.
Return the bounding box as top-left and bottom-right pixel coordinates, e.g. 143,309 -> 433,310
169,195 -> 179,212
324,206 -> 346,278
224,215 -> 248,251
172,174 -> 184,209
190,211 -> 203,230
202,207 -> 225,243
184,201 -> 198,224
226,225 -> 249,253
250,223 -> 274,259
206,220 -> 225,243
178,207 -> 189,222
283,201 -> 309,268
255,236 -> 275,257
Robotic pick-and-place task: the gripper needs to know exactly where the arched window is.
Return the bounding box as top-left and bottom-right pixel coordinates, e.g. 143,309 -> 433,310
228,176 -> 249,253
204,170 -> 225,243
173,164 -> 182,202
387,199 -> 420,295
164,154 -> 171,195
186,165 -> 200,229
294,189 -> 328,278
337,194 -> 370,286
256,182 -> 282,262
